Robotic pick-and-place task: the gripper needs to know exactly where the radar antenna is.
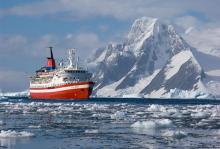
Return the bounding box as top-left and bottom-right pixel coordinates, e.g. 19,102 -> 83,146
68,49 -> 76,69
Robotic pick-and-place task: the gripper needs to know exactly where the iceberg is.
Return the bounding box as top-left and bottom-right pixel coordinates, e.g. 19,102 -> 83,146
0,130 -> 34,138
165,88 -> 214,99
0,90 -> 29,98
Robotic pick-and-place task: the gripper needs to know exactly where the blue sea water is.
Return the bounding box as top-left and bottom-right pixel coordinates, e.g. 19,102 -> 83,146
0,97 -> 220,149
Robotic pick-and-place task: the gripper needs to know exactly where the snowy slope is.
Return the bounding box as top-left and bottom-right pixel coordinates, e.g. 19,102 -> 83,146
88,17 -> 212,98
191,49 -> 220,97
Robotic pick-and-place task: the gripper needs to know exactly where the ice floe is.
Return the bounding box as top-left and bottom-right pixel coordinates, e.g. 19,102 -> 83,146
0,130 -> 34,138
28,125 -> 41,129
131,119 -> 173,130
0,90 -> 29,98
110,111 -> 126,120
162,130 -> 187,139
85,129 -> 99,134
191,111 -> 210,119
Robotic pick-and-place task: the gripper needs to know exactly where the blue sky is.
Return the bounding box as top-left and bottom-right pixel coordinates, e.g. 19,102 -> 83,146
0,0 -> 220,91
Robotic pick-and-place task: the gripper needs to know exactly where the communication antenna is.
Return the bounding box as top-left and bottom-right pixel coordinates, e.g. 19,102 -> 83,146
59,59 -> 64,67
68,49 -> 76,69
76,56 -> 79,69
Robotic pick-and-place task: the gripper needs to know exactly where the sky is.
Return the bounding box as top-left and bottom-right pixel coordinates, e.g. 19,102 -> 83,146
0,0 -> 220,92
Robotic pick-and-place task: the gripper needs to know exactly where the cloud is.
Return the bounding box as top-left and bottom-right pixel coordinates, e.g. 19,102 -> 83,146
65,32 -> 103,51
1,0 -> 220,22
0,32 -> 102,58
0,69 -> 28,92
0,32 -> 104,91
184,27 -> 220,54
0,35 -> 27,55
174,16 -> 202,31
174,16 -> 220,56
98,24 -> 109,32
30,34 -> 59,57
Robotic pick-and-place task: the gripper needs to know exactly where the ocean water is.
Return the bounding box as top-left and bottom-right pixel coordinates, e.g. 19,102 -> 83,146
0,97 -> 220,148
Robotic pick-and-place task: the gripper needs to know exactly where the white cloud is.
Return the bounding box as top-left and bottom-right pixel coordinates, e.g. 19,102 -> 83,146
0,32 -> 103,63
174,16 -> 220,56
0,35 -> 27,54
62,32 -> 105,60
175,16 -> 202,31
98,24 -> 109,32
30,34 -> 59,57
0,32 -> 104,91
70,32 -> 102,50
1,0 -> 220,22
0,69 -> 28,92
184,27 -> 220,54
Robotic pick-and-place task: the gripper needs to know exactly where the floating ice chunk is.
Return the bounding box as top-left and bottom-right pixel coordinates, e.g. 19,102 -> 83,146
147,105 -> 167,114
92,113 -> 109,118
162,130 -> 187,139
0,96 -> 7,100
28,125 -> 41,128
131,119 -> 173,135
131,119 -> 173,130
158,119 -> 173,128
85,104 -> 108,111
0,130 -> 34,138
171,112 -> 183,118
147,105 -> 160,112
0,121 -> 4,125
191,112 -> 210,119
147,104 -> 167,112
131,121 -> 156,130
110,111 -> 126,120
1,90 -> 29,98
85,129 -> 98,134
37,108 -> 49,113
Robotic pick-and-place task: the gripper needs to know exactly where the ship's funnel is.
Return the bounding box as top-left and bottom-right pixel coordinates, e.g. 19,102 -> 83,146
49,46 -> 54,59
47,47 -> 56,70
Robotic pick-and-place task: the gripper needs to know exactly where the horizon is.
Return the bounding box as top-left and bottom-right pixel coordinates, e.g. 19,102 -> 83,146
0,0 -> 220,92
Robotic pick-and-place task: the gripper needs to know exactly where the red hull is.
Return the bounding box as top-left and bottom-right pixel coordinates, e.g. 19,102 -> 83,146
30,82 -> 94,100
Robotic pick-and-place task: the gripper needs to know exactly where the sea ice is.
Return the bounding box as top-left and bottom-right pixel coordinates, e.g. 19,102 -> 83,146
147,104 -> 167,113
191,111 -> 210,119
162,130 -> 187,139
1,90 -> 29,98
0,130 -> 34,138
110,111 -> 126,120
0,121 -> 4,125
147,105 -> 161,112
131,119 -> 173,130
28,125 -> 41,129
85,129 -> 99,134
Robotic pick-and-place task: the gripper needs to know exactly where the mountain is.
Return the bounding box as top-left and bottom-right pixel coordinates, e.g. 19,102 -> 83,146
87,17 -> 212,98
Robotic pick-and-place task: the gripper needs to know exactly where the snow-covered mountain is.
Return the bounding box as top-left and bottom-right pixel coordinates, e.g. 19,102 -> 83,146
88,17 -> 213,98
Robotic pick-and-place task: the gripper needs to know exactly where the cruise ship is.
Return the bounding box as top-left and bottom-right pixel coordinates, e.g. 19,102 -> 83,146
29,47 -> 94,100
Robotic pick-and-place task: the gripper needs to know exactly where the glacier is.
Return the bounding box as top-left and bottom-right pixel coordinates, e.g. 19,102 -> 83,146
88,17 -> 214,98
